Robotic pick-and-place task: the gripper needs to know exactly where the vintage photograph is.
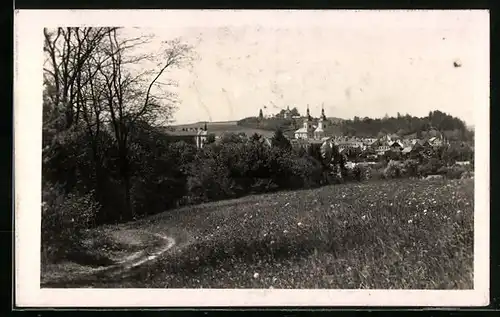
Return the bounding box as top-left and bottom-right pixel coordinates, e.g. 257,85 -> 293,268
15,9 -> 489,307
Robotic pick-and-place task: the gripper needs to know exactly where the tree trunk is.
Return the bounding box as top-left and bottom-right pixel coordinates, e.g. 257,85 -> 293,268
119,144 -> 134,221
90,141 -> 106,223
123,169 -> 132,219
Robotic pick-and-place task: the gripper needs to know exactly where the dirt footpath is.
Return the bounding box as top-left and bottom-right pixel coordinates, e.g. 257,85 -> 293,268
41,228 -> 175,287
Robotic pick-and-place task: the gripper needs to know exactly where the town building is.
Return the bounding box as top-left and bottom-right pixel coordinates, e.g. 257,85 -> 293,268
283,106 -> 292,119
165,122 -> 209,149
389,140 -> 404,152
370,139 -> 391,155
294,105 -> 331,140
196,123 -> 208,149
294,105 -> 314,139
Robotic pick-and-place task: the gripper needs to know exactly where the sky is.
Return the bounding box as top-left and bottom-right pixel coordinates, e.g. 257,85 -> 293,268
123,10 -> 489,126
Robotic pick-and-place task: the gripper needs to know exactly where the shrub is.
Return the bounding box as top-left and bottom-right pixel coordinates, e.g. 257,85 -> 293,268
345,165 -> 368,182
401,159 -> 419,178
271,128 -> 292,151
445,166 -> 467,179
383,160 -> 403,179
129,138 -> 194,216
41,183 -> 101,263
185,149 -> 235,203
418,158 -> 444,177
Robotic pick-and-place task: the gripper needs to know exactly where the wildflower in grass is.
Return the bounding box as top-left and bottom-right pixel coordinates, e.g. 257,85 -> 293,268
253,272 -> 259,279
408,219 -> 413,224
347,266 -> 352,272
361,215 -> 366,221
297,222 -> 303,227
283,230 -> 288,234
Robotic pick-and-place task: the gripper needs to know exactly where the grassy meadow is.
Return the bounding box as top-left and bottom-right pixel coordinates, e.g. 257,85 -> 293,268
41,178 -> 473,289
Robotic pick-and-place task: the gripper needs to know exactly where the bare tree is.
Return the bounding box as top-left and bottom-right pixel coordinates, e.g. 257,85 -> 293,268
43,26 -> 195,219
43,27 -> 120,192
43,27 -> 119,130
95,28 -> 194,218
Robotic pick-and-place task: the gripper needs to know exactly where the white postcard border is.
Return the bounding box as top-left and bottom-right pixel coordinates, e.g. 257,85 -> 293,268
14,9 -> 490,307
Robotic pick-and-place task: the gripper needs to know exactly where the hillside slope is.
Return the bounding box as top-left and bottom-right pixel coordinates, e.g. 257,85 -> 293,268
42,178 -> 473,289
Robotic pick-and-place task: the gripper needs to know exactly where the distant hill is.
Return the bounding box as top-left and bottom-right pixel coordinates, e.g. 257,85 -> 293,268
168,111 -> 471,141
237,116 -> 344,132
340,111 -> 473,141
169,120 -> 274,138
172,121 -> 239,129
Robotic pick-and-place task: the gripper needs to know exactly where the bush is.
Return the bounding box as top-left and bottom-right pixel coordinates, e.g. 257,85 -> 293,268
444,166 -> 467,179
185,147 -> 235,204
383,160 -> 404,179
345,165 -> 368,182
182,141 -> 325,204
278,151 -> 323,189
402,159 -> 420,178
41,183 -> 101,263
418,158 -> 445,177
129,137 -> 194,216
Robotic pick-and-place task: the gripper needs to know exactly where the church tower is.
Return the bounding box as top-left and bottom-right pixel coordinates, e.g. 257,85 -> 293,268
321,105 -> 327,129
302,105 -> 313,139
314,107 -> 325,140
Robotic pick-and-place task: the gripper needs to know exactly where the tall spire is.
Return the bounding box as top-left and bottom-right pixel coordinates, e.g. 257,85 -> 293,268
321,104 -> 326,120
204,122 -> 208,131
306,104 -> 310,120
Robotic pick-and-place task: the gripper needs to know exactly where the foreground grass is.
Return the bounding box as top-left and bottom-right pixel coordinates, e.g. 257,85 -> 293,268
44,178 -> 474,289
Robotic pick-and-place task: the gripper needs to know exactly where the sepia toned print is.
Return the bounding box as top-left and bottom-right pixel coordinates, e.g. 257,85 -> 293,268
15,10 -> 489,307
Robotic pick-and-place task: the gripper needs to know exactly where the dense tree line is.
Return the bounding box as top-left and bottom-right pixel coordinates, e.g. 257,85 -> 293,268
238,110 -> 473,142
237,116 -> 297,132
342,111 -> 473,141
